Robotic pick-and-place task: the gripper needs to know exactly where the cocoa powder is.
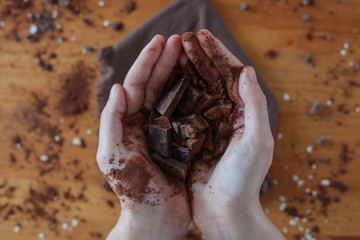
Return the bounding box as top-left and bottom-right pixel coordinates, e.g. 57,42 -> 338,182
57,61 -> 95,116
106,156 -> 152,202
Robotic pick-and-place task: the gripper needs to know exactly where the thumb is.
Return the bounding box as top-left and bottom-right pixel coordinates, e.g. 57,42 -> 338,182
238,66 -> 273,142
97,84 -> 127,170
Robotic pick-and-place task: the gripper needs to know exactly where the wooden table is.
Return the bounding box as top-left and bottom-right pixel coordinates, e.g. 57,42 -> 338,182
1,0 -> 359,239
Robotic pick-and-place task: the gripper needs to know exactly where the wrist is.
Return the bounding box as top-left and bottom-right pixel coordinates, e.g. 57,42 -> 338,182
107,204 -> 188,240
196,199 -> 284,240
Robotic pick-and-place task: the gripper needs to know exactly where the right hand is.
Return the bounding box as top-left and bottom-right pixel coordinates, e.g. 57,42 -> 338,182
181,30 -> 284,240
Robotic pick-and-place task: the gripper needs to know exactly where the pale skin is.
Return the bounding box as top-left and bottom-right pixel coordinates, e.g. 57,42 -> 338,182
97,30 -> 285,240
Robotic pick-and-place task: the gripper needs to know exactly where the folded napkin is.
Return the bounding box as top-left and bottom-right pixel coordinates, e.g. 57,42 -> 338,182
97,0 -> 278,194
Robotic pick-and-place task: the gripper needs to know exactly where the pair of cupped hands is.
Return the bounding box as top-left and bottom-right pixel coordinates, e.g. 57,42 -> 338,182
97,30 -> 284,240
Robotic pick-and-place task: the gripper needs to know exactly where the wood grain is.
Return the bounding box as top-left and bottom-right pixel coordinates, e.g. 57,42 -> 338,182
1,0 -> 360,239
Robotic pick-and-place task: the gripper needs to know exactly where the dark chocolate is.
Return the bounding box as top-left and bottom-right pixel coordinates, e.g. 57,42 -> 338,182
180,124 -> 198,139
178,114 -> 209,133
156,74 -> 191,117
190,90 -> 217,114
187,133 -> 206,158
215,122 -> 233,142
203,105 -> 222,120
171,143 -> 191,165
176,85 -> 202,114
152,152 -> 187,182
148,124 -> 172,157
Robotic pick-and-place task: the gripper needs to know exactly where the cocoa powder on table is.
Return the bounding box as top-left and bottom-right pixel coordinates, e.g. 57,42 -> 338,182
57,61 -> 95,116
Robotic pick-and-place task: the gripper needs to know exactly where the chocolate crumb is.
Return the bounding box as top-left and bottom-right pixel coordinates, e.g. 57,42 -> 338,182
111,22 -> 124,31
266,50 -> 277,59
125,1 -> 136,14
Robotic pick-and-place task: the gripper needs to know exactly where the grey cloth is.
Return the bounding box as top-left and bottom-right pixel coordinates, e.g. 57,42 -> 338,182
96,0 -> 279,137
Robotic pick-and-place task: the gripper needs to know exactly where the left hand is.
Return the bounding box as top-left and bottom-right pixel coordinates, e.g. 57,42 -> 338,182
97,34 -> 191,240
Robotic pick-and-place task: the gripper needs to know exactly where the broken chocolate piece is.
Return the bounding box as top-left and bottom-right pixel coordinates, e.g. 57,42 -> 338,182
203,105 -> 222,120
215,122 -> 233,142
156,74 -> 191,117
148,110 -> 161,123
180,124 -> 198,139
177,85 -> 202,114
148,124 -> 171,157
190,91 -> 217,114
171,120 -> 187,146
203,127 -> 214,151
178,114 -> 209,133
218,100 -> 233,118
202,149 -> 213,162
187,133 -> 206,158
213,139 -> 228,157
152,153 -> 187,182
153,116 -> 172,128
171,143 -> 190,165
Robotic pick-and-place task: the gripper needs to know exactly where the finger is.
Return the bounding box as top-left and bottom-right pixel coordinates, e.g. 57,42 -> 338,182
197,29 -> 244,81
97,84 -> 127,170
181,32 -> 225,95
144,35 -> 182,110
197,29 -> 244,104
123,35 -> 165,115
238,66 -> 272,143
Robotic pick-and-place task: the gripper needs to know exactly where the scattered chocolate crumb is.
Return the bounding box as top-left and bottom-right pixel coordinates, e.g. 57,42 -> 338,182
111,22 -> 124,31
311,225 -> 320,234
9,153 -> 17,163
330,180 -> 348,192
90,232 -> 103,238
284,206 -> 299,217
82,18 -> 92,25
266,50 -> 277,59
106,200 -> 115,208
125,1 -> 136,14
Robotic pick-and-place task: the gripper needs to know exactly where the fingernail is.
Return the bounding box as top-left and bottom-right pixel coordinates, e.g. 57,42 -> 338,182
109,84 -> 117,99
246,67 -> 257,82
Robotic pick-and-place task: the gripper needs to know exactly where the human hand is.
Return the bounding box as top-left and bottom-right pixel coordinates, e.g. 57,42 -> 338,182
181,30 -> 284,240
97,35 -> 191,240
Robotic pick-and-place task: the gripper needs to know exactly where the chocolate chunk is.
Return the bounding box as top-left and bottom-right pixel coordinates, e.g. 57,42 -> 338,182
187,133 -> 206,158
218,100 -> 233,118
171,120 -> 187,146
148,110 -> 161,123
82,18 -> 92,25
125,1 -> 136,14
171,143 -> 190,165
111,22 -> 124,31
153,116 -> 172,128
148,124 -> 171,157
215,122 -> 233,142
190,91 -> 217,114
177,85 -> 202,114
202,149 -> 213,162
172,120 -> 181,134
203,127 -> 213,151
213,139 -> 228,157
180,124 -> 198,139
203,105 -> 222,120
151,153 -> 187,182
178,114 -> 209,133
156,75 -> 191,117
